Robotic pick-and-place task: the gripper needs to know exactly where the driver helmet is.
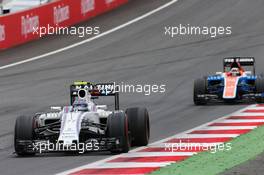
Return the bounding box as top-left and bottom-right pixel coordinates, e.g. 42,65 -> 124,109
230,67 -> 240,76
73,99 -> 89,112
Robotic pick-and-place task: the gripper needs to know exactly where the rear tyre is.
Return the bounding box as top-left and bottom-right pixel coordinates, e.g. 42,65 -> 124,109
256,78 -> 264,103
14,115 -> 36,156
193,78 -> 207,105
126,107 -> 150,147
107,112 -> 130,153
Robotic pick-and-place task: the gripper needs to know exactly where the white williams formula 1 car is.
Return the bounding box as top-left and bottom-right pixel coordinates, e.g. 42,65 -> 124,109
14,82 -> 150,156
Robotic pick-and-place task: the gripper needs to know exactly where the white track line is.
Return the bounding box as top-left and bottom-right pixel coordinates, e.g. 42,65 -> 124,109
151,143 -> 224,148
122,152 -> 195,157
219,119 -> 264,123
174,134 -> 240,138
231,113 -> 264,116
0,0 -> 179,71
198,126 -> 257,130
249,107 -> 264,110
84,162 -> 172,169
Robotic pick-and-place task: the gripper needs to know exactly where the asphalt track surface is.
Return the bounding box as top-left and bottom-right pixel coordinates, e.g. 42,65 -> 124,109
0,0 -> 264,174
222,151 -> 264,175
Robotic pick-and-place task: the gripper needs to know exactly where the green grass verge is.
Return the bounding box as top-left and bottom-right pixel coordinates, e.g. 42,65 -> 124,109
151,126 -> 264,175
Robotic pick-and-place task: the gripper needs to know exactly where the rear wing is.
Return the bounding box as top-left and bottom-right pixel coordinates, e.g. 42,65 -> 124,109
223,57 -> 255,74
70,81 -> 119,110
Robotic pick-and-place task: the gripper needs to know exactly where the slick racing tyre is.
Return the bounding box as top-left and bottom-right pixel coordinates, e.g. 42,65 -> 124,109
107,112 -> 130,153
193,78 -> 207,105
256,78 -> 264,103
126,107 -> 150,147
14,115 -> 36,156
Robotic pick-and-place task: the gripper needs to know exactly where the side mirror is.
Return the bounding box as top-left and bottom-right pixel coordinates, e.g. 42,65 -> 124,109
96,105 -> 107,110
51,106 -> 62,111
244,71 -> 252,75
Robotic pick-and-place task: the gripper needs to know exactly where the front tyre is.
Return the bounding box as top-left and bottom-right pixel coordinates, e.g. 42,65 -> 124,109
126,107 -> 150,147
256,78 -> 264,103
193,78 -> 207,105
14,115 -> 36,156
107,112 -> 130,153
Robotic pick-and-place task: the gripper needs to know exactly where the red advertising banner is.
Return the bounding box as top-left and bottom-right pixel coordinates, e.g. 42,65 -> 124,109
0,0 -> 128,49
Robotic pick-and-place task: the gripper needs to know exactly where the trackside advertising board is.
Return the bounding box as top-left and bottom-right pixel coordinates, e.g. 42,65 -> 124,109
0,0 -> 128,49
